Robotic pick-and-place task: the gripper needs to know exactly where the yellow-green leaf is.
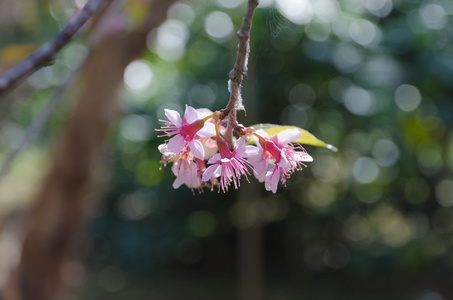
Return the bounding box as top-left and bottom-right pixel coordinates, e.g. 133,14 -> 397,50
249,124 -> 338,152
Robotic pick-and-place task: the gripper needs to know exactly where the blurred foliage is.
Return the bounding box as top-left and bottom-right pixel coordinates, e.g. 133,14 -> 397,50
1,0 -> 453,299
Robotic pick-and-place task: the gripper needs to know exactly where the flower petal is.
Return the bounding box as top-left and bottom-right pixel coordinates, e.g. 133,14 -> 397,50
265,167 -> 280,194
243,145 -> 259,157
264,171 -> 273,192
276,128 -> 301,146
213,166 -> 222,177
173,176 -> 184,189
186,177 -> 202,189
185,162 -> 201,188
197,122 -> 216,138
234,137 -> 249,157
171,160 -> 180,176
167,134 -> 185,154
247,149 -> 263,162
202,138 -> 218,160
236,137 -> 246,148
278,148 -> 289,167
164,109 -> 182,127
158,143 -> 170,154
253,159 -> 268,182
189,140 -> 205,160
196,108 -> 213,119
271,173 -> 279,193
202,164 -> 219,181
184,105 -> 199,124
254,129 -> 269,139
207,153 -> 221,164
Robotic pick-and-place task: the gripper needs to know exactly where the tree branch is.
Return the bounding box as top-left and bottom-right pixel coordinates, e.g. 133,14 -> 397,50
0,0 -> 112,96
224,0 -> 259,149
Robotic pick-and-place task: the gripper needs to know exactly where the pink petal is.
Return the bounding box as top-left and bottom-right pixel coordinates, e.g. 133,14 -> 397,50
173,176 -> 184,189
167,134 -> 186,154
184,105 -> 199,124
264,172 -> 273,192
247,149 -> 264,162
278,148 -> 289,167
164,109 -> 182,127
271,169 -> 280,190
234,138 -> 253,157
270,178 -> 279,193
253,160 -> 268,182
202,164 -> 219,181
196,108 -> 213,119
254,129 -> 269,139
265,168 -> 280,194
202,138 -> 218,160
236,137 -> 246,149
187,177 -> 202,189
213,166 -> 221,177
243,145 -> 259,157
189,140 -> 205,160
197,122 -> 216,138
276,128 -> 301,146
171,160 -> 179,176
207,153 -> 221,164
186,162 -> 201,188
158,143 -> 170,154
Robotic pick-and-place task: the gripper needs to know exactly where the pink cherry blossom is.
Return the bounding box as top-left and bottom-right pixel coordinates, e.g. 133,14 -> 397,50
202,136 -> 259,192
249,128 -> 313,193
157,105 -> 215,160
171,153 -> 202,190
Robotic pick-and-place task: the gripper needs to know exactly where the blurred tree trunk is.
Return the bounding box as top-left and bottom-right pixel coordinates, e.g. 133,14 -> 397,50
1,1 -> 176,300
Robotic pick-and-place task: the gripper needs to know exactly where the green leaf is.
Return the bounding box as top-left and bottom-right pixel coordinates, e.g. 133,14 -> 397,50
249,124 -> 338,152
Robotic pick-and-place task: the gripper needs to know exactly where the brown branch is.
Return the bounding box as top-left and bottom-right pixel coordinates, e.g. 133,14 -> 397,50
224,0 -> 259,149
0,0 -> 112,96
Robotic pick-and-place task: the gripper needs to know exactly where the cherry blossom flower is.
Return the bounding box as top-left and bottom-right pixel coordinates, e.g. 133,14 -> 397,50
171,153 -> 202,190
157,105 -> 215,160
202,136 -> 259,192
249,128 -> 313,193
158,105 -> 317,194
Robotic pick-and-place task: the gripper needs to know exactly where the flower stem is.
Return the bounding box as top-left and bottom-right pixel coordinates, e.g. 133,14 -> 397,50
215,119 -> 220,137
200,114 -> 214,123
223,0 -> 259,150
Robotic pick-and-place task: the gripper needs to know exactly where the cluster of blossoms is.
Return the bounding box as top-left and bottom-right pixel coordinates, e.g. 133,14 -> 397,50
157,105 -> 313,194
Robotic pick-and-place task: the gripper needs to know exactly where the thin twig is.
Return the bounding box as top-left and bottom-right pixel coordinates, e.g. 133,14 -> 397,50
224,0 -> 259,150
0,0 -> 112,96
